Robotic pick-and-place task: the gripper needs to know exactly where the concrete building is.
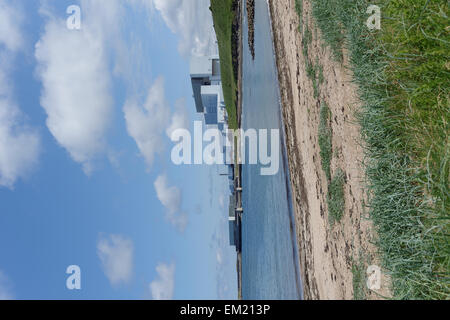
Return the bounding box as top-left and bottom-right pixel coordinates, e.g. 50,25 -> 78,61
201,85 -> 222,126
190,55 -> 226,127
228,194 -> 240,251
190,55 -> 232,169
190,55 -> 221,84
191,56 -> 241,251
229,212 -> 236,247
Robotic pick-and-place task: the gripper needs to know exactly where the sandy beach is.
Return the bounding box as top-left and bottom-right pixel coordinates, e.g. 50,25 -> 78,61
268,0 -> 390,299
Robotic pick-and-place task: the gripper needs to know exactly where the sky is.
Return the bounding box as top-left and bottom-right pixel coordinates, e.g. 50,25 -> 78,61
0,0 -> 237,300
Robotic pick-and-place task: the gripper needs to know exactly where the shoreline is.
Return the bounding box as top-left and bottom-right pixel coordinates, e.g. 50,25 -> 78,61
232,0 -> 243,129
246,0 -> 255,60
235,0 -> 243,300
268,0 -> 390,299
268,0 -> 312,298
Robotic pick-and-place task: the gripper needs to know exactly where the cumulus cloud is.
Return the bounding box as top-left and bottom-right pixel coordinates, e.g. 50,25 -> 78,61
0,1 -> 23,52
149,263 -> 175,300
0,2 -> 40,188
153,0 -> 217,56
154,174 -> 187,232
124,77 -> 171,168
0,96 -> 40,188
35,10 -> 113,174
80,0 -> 124,34
166,98 -> 190,139
97,234 -> 134,286
35,1 -> 196,174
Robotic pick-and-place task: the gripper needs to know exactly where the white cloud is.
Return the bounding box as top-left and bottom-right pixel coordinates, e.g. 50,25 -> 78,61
0,2 -> 40,188
124,77 -> 170,169
154,174 -> 187,232
80,0 -> 124,33
0,97 -> 40,188
35,11 -> 113,174
35,1 -> 196,174
153,0 -> 217,56
0,1 -> 23,52
149,263 -> 175,300
0,270 -> 13,300
124,77 -> 191,172
166,98 -> 190,139
97,234 -> 134,286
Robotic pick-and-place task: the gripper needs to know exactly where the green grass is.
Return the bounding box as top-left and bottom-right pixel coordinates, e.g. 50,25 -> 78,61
305,56 -> 319,98
294,0 -> 304,34
210,0 -> 239,129
318,63 -> 324,86
311,0 -> 345,62
327,168 -> 346,225
352,256 -> 369,300
302,23 -> 312,59
301,16 -> 323,99
301,0 -> 449,299
312,61 -> 322,98
319,103 -> 332,181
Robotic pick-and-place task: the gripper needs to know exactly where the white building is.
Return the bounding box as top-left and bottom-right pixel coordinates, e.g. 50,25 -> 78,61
190,55 -> 226,127
190,55 -> 232,173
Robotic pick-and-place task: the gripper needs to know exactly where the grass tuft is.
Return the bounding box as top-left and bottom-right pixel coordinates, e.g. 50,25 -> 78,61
294,0 -> 303,34
352,256 -> 369,300
311,0 -> 345,62
319,103 -> 332,181
327,168 -> 346,225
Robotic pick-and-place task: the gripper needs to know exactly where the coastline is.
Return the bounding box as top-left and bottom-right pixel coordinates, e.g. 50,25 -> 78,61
268,0 -> 390,299
246,0 -> 255,60
236,0 -> 243,300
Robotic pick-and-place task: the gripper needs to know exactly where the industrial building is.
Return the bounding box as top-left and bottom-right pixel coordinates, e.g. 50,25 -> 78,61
190,55 -> 227,128
228,194 -> 241,251
190,55 -> 240,252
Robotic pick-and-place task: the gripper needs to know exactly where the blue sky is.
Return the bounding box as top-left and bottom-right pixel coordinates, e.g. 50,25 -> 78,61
0,0 -> 237,300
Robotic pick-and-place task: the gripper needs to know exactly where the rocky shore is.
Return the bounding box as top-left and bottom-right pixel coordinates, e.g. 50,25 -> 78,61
231,0 -> 243,127
246,0 -> 255,60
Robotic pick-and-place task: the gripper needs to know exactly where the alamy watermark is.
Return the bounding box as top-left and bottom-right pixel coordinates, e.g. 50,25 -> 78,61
66,5 -> 81,30
366,5 -> 381,30
366,265 -> 381,291
67,4 -> 380,31
66,265 -> 81,290
170,121 -> 280,176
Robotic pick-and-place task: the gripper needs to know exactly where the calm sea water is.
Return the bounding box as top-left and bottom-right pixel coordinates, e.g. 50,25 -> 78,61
241,0 -> 303,300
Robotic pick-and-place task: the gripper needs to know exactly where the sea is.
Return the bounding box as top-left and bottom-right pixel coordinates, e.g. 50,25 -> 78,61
240,0 -> 304,300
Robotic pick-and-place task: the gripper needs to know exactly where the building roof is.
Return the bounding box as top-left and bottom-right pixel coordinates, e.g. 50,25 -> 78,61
190,56 -> 212,78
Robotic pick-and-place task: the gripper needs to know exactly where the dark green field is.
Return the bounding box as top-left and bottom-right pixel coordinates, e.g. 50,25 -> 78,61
210,0 -> 239,129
